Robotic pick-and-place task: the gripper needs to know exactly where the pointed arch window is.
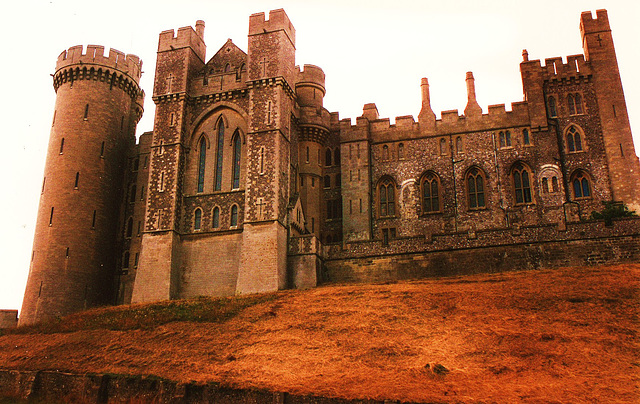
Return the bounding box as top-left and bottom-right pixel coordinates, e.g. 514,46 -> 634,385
382,145 -> 389,161
575,93 -> 583,114
212,207 -> 220,229
467,168 -> 486,209
214,119 -> 225,191
378,178 -> 396,217
230,205 -> 238,227
197,136 -> 206,193
194,208 -> 202,230
439,138 -> 447,155
421,172 -> 440,213
232,130 -> 241,189
566,125 -> 583,152
523,129 -> 530,145
571,171 -> 592,199
548,96 -> 557,118
512,163 -> 532,204
398,143 -> 405,160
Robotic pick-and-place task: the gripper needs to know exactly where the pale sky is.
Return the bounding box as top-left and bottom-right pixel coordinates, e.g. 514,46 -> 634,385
1,0 -> 638,313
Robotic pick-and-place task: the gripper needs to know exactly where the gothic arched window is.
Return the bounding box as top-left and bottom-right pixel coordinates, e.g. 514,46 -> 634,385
466,167 -> 486,209
421,172 -> 440,213
378,178 -> 396,217
232,130 -> 241,189
512,163 -> 532,204
571,170 -> 592,199
194,208 -> 202,230
566,125 -> 584,152
197,136 -> 206,193
214,119 -> 224,191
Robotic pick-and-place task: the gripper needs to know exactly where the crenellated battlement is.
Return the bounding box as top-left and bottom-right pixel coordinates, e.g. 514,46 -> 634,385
249,9 -> 295,46
521,54 -> 593,82
296,64 -> 325,92
157,23 -> 206,62
56,45 -> 142,83
580,9 -> 610,35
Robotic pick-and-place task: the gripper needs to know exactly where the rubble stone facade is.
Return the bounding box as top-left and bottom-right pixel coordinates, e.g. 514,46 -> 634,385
20,9 -> 640,324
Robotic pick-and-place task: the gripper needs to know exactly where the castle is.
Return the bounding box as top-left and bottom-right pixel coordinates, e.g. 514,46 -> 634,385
19,9 -> 640,325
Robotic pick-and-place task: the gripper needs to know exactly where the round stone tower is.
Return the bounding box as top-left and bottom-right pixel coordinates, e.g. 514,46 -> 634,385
20,45 -> 144,325
296,64 -> 330,238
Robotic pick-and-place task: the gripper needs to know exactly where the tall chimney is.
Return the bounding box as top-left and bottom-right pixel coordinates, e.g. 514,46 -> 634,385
418,77 -> 436,133
464,72 -> 482,117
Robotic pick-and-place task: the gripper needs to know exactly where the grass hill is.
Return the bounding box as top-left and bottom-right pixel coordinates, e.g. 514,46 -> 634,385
1,264 -> 639,403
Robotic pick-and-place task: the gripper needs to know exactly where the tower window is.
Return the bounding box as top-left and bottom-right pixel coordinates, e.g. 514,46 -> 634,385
49,207 -> 54,226
439,138 -> 447,155
65,247 -> 70,258
398,143 -> 405,160
100,141 -> 105,157
378,178 -> 396,217
123,251 -> 130,269
42,177 -> 46,193
232,130 -> 241,189
60,138 -> 65,154
74,172 -> 80,189
84,104 -> 89,120
92,210 -> 96,228
230,205 -> 238,227
523,129 -> 530,145
334,148 -> 341,166
571,171 -> 592,199
214,119 -> 224,191
197,136 -> 206,193
325,148 -> 332,166
129,184 -> 136,203
455,137 -> 463,154
324,175 -> 331,188
548,96 -> 557,118
212,207 -> 220,229
194,208 -> 202,230
126,217 -> 133,238
566,125 -> 584,152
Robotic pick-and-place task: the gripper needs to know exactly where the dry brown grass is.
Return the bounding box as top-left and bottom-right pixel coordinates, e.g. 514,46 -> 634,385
1,264 -> 639,403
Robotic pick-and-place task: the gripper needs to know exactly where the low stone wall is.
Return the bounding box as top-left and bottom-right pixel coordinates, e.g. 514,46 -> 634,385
0,310 -> 18,329
324,218 -> 640,284
0,369 -> 413,403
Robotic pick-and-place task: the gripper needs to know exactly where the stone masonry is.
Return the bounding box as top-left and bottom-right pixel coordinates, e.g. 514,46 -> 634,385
19,9 -> 640,325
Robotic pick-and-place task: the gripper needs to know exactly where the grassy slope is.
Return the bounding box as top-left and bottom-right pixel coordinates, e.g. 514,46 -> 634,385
1,264 -> 639,403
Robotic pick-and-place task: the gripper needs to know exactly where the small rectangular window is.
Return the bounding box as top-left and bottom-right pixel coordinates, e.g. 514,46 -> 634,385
137,221 -> 141,236
382,228 -> 389,246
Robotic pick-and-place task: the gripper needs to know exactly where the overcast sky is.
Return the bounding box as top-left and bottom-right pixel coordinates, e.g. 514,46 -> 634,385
1,0 -> 638,313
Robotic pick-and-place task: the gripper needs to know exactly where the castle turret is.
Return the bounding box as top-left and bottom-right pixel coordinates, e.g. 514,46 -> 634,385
580,9 -> 640,211
20,46 -> 144,325
296,64 -> 330,239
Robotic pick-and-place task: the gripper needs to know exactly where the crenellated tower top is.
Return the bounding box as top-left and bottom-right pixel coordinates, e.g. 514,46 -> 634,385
56,45 -> 143,84
249,8 -> 296,47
